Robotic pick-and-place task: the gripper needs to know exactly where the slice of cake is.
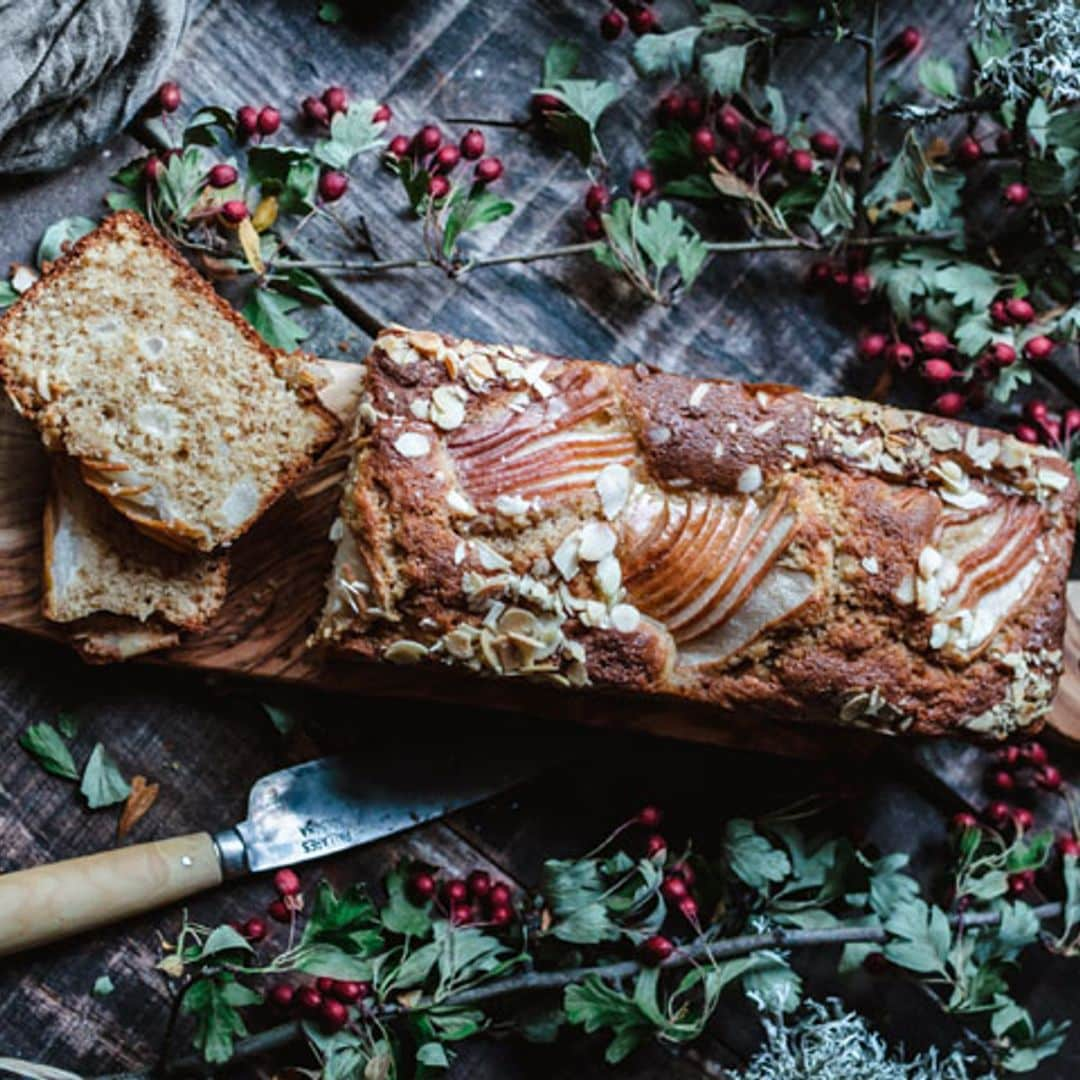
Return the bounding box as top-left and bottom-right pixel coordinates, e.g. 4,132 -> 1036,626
44,458 -> 228,660
0,211 -> 339,552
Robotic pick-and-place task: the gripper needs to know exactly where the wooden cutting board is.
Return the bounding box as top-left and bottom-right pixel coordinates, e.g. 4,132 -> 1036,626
0,359 -> 1076,750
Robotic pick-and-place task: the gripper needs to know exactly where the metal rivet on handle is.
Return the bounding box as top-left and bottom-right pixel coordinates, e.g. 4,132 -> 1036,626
181,856 -> 193,867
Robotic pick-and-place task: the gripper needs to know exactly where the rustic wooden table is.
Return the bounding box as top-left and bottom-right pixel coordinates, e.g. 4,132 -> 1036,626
1,1 -> 1078,1076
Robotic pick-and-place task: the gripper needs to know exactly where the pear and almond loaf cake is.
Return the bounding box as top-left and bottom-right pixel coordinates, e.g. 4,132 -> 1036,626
44,458 -> 229,662
314,326 -> 1078,739
0,211 -> 339,553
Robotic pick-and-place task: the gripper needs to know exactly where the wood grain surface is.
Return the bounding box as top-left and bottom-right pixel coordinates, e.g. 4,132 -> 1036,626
0,0 -> 1078,1077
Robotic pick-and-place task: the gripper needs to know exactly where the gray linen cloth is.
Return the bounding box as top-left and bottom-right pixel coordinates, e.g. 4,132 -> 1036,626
0,0 -> 202,176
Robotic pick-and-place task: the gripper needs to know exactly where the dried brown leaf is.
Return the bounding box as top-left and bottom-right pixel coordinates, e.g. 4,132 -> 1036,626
238,217 -> 265,274
117,775 -> 160,841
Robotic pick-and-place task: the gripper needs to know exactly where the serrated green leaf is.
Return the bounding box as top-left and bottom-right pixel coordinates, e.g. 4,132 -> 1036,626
724,819 -> 791,891
193,924 -> 253,962
92,975 -> 115,997
80,743 -> 130,809
294,942 -> 376,980
648,126 -> 696,175
242,288 -> 308,352
564,976 -> 651,1064
541,40 -> 580,86
381,868 -> 433,937
701,3 -> 763,31
442,191 -> 514,258
700,45 -> 748,96
809,170 -> 855,237
883,898 -> 950,974
302,881 -> 383,955
632,27 -> 701,78
37,217 -> 96,267
315,103 -> 386,170
20,722 -> 78,780
183,975 -> 260,1063
417,1042 -> 449,1068
918,57 -> 958,98
184,106 -> 237,147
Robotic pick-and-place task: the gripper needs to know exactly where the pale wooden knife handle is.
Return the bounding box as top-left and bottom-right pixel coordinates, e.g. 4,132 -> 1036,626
0,832 -> 222,957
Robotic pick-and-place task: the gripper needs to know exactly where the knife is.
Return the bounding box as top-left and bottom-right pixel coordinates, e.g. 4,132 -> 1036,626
0,731 -> 555,958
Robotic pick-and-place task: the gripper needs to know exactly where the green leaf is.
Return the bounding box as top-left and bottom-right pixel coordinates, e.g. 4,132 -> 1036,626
381,868 -> 433,937
542,858 -> 605,917
1063,854 -> 1080,939
190,924 -> 254,962
724,819 -> 791,891
552,901 -> 620,944
700,45 -> 748,96
990,360 -> 1033,403
883,898 -> 950,974
259,702 -> 295,734
80,743 -> 131,809
0,280 -> 19,310
809,170 -> 855,237
1048,109 -> 1080,152
518,1004 -> 564,1043
302,882 -> 384,955
868,131 -> 934,209
1027,97 -> 1050,154
184,106 -> 237,147
282,269 -> 331,305
741,953 -> 802,1012
315,103 -> 386,170
632,27 -> 701,78
106,190 -> 143,213
541,40 -> 580,86
417,1042 -> 449,1068
701,3 -> 762,31
92,975 -> 115,996
1007,830 -> 1053,874
965,869 -> 1008,901
294,942 -> 375,980
543,79 -> 622,166
442,190 -> 514,258
242,288 -> 308,352
56,712 -> 80,739
183,975 -> 261,1063
663,175 -> 720,200
998,901 -> 1040,951
918,57 -> 958,98
37,217 -> 96,267
426,1006 -> 486,1042
564,977 -> 651,1064
648,126 -> 696,175
19,722 -> 78,780
318,1 -> 343,23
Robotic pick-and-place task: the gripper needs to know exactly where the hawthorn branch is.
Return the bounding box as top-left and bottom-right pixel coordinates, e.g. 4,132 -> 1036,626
853,0 -> 880,239
138,900 -> 1061,1078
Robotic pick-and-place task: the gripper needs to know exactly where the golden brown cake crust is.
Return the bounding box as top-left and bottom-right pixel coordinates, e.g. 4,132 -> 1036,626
314,326 -> 1078,740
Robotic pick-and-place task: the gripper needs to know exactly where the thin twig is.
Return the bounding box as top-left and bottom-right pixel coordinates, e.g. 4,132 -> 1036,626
854,1 -> 880,240
146,900 -> 1062,1077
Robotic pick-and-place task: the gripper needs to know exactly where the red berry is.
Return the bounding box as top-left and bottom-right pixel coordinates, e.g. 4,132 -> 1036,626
157,81 -> 181,113
530,92 -> 564,119
474,157 -> 503,183
655,92 -> 682,127
1024,400 -> 1049,424
1023,740 -> 1048,766
275,868 -> 302,897
831,269 -> 850,291
320,998 -> 349,1033
691,126 -> 717,159
144,156 -> 164,183
863,952 -> 889,975
640,934 -> 674,966
208,163 -> 238,188
1003,182 -> 1030,207
998,745 -> 1021,767
372,103 -> 392,124
790,149 -> 814,174
1013,807 -> 1034,830
433,145 -> 461,172
460,129 -> 485,160
808,261 -> 832,288
1038,766 -> 1063,791
894,26 -> 922,57
415,124 -> 442,155
467,870 -> 491,899
989,342 -> 1017,367
409,871 -> 437,903
859,333 -> 887,361
645,833 -> 667,858
1005,297 -> 1035,324
722,145 -> 742,170
989,300 -> 1009,325
630,168 -> 656,198
918,330 -> 952,356
316,977 -> 335,994
443,879 -> 468,905
956,136 -> 982,165
600,8 -> 626,40
951,812 -> 978,831
1066,409 -> 1080,438
330,980 -> 368,1004
718,105 -> 742,138
678,896 -> 699,923
302,96 -> 330,125
256,106 -> 281,136
242,916 -> 268,942
885,342 -> 915,369
990,770 -> 1015,792
236,105 -> 259,137
296,986 -> 322,1016
1007,871 -> 1034,896
660,875 -> 688,902
316,170 -> 348,203
628,6 -> 657,35
267,983 -> 294,1010
323,86 -> 349,115
427,174 -> 451,199
923,359 -> 956,384
767,136 -> 789,164
810,131 -> 840,158
671,861 -> 696,886
1015,423 -> 1040,444
1057,835 -> 1080,858
1024,336 -> 1054,362
751,126 -> 774,149
451,902 -> 474,925
636,805 -> 663,828
387,134 -> 410,158
987,801 -> 1011,825
849,271 -> 873,303
910,318 -> 930,337
221,199 -> 249,223
489,904 -> 513,927
1044,417 -> 1062,444
488,883 -> 512,908
682,96 -> 705,126
583,215 -> 604,240
934,392 -> 965,417
585,183 -> 610,214
267,898 -> 290,923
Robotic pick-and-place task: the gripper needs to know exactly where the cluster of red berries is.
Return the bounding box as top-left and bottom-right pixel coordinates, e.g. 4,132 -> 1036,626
952,134 -> 1033,207
407,865 -> 517,928
1016,400 -> 1080,450
267,975 -> 371,1034
236,103 -> 282,139
950,739 -> 1071,898
384,123 -> 502,200
266,866 -> 305,923
597,0 -> 660,41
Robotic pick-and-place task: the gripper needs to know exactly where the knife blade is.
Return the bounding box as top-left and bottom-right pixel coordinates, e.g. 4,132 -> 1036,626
0,729 -> 560,957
